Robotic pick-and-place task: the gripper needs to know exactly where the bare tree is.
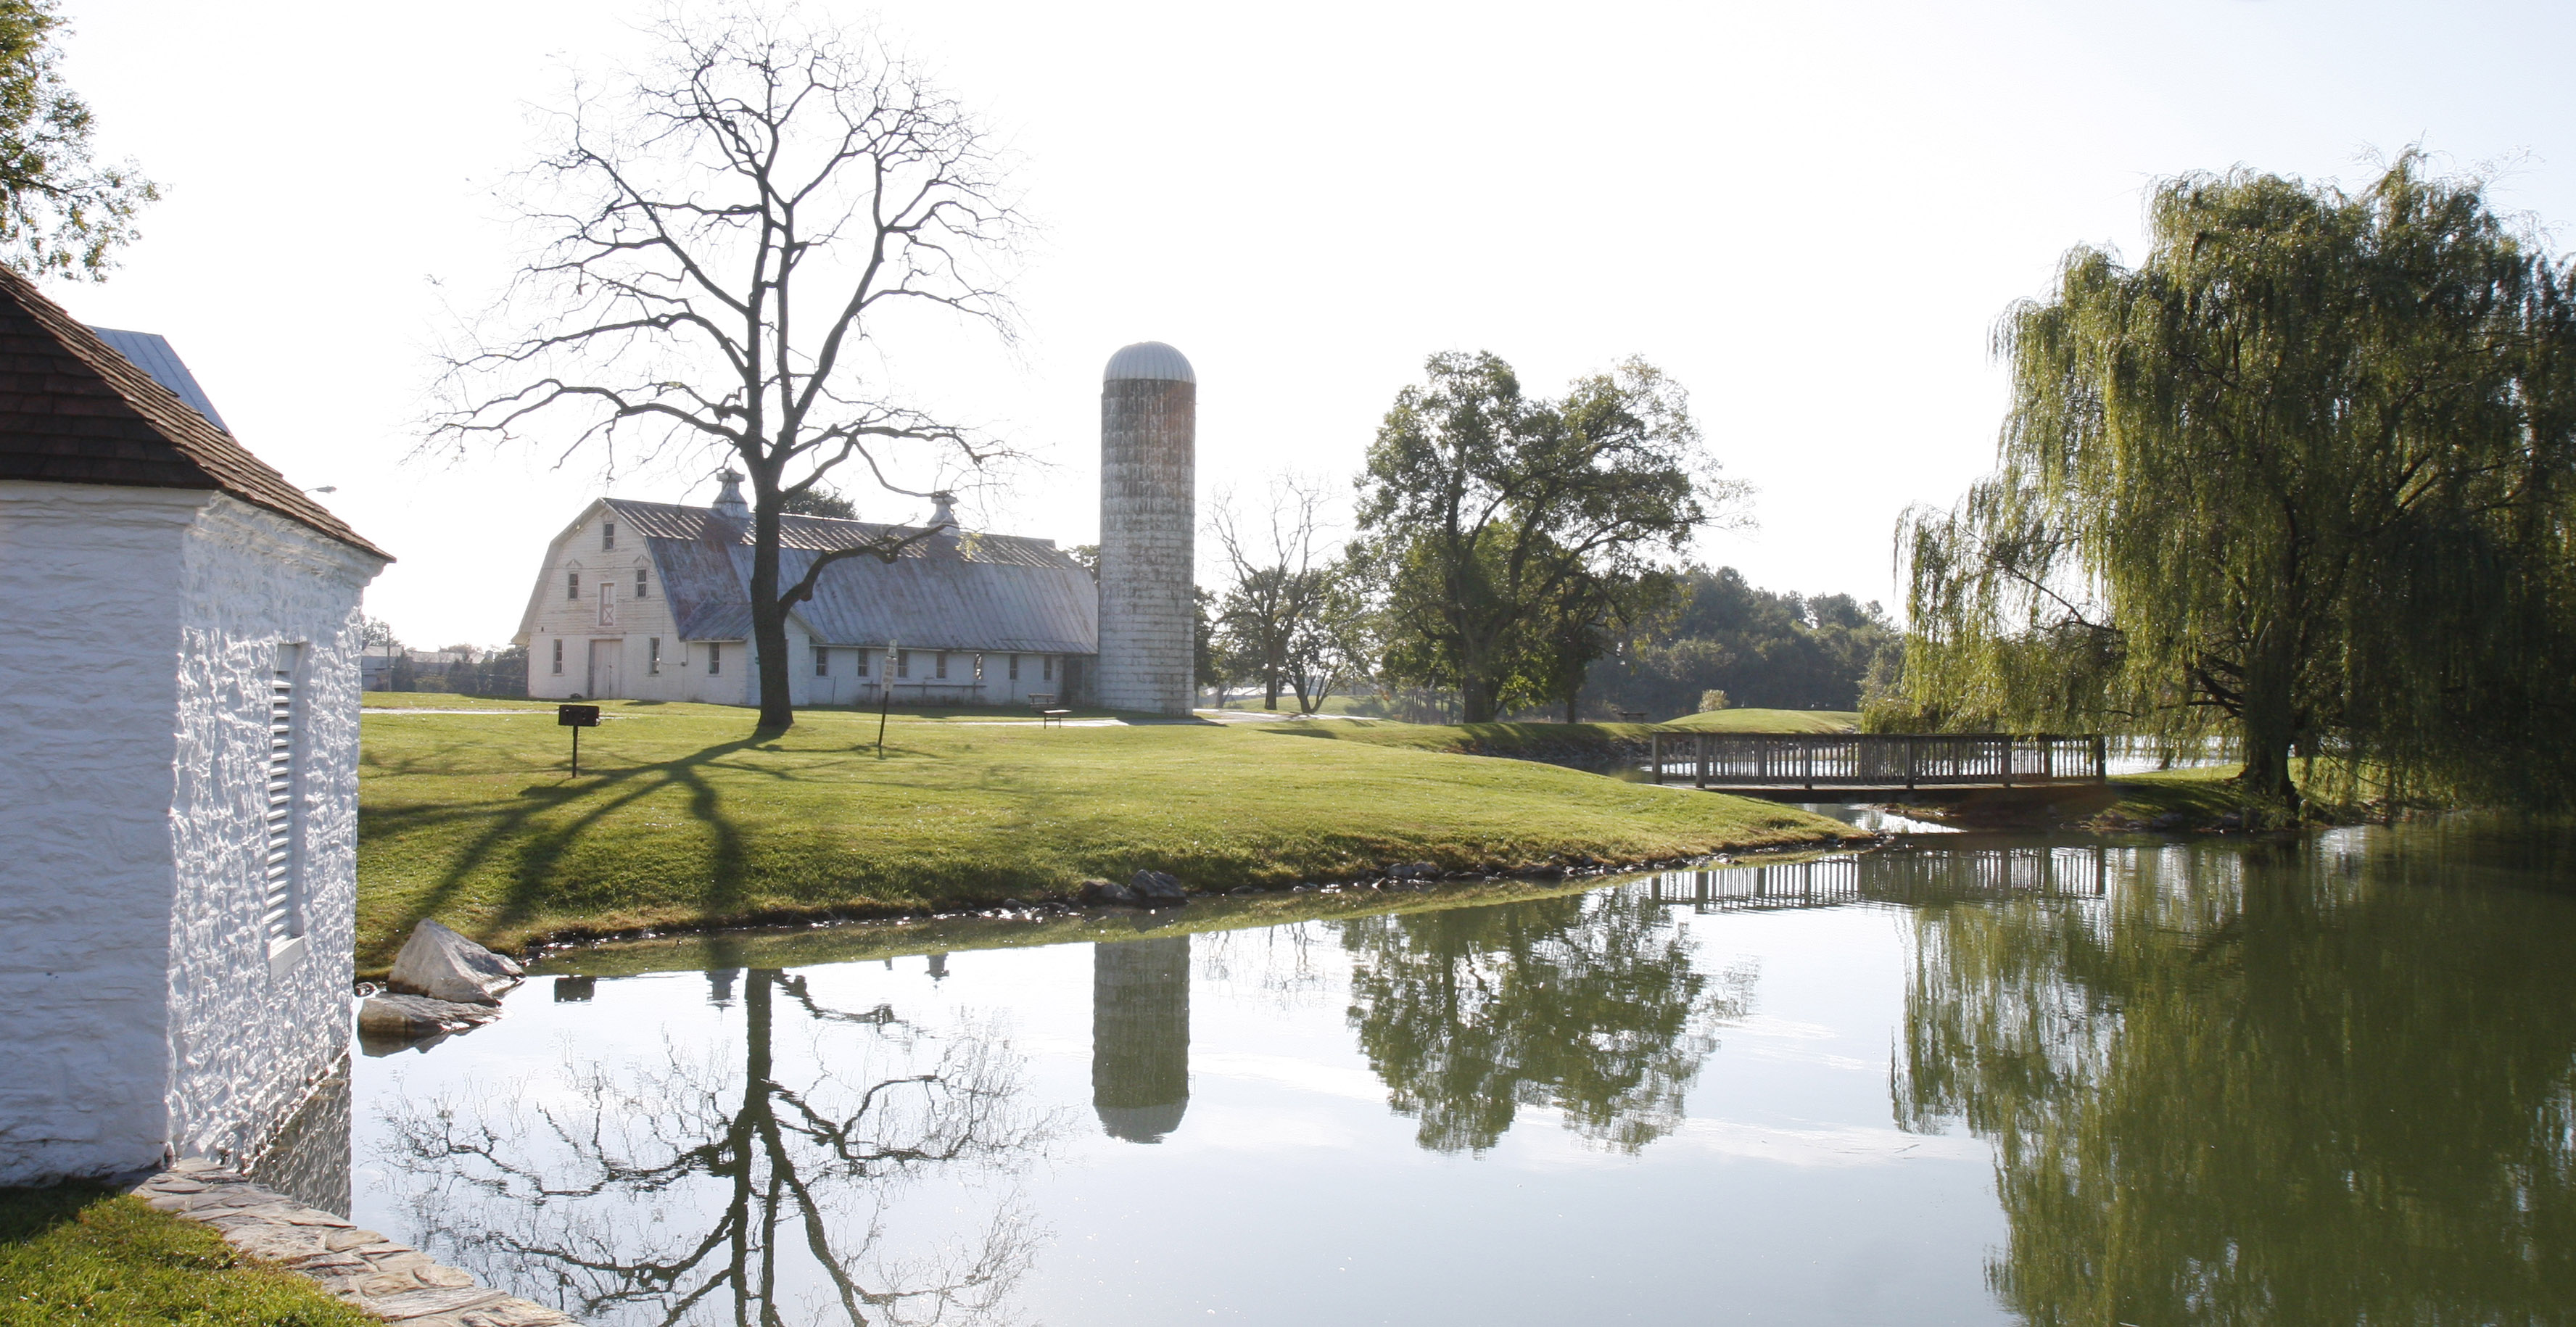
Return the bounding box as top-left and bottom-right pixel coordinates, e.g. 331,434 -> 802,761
428,7 -> 1023,729
1208,476 -> 1338,711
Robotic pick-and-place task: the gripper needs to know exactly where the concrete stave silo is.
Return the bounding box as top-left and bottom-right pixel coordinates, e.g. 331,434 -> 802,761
1097,342 -> 1197,716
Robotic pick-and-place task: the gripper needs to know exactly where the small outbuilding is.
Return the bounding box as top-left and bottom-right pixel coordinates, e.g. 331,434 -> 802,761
0,266 -> 389,1183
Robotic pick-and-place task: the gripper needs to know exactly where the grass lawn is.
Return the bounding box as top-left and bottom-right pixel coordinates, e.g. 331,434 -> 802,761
1659,708 -> 1862,732
358,700 -> 1852,972
0,1184 -> 375,1327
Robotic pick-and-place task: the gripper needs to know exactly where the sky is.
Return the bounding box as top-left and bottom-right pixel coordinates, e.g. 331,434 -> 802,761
51,0 -> 2576,647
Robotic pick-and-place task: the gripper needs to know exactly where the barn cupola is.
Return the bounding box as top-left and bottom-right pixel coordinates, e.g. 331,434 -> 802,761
927,490 -> 958,534
710,468 -> 750,521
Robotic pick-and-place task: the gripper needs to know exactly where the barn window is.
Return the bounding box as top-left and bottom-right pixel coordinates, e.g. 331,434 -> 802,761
647,637 -> 662,674
855,650 -> 871,677
1043,655 -> 1054,682
709,643 -> 722,675
566,571 -> 580,601
262,645 -> 306,946
602,521 -> 616,551
551,639 -> 564,674
1008,654 -> 1020,681
635,567 -> 649,598
896,650 -> 910,679
814,645 -> 830,676
935,651 -> 949,679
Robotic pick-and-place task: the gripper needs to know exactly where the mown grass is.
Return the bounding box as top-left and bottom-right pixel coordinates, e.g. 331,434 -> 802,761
0,1185 -> 376,1327
1659,708 -> 1862,732
358,700 -> 1853,972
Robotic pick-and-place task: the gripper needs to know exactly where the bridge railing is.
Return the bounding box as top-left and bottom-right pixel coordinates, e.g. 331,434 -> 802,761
1646,732 -> 2107,790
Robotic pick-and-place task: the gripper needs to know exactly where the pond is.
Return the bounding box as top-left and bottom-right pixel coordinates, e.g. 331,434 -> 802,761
339,821 -> 2576,1325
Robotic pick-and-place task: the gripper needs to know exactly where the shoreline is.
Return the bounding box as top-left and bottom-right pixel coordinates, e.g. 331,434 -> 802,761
503,835 -> 1883,979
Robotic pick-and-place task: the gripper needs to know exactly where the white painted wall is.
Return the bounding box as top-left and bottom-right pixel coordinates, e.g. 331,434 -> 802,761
0,482 -> 383,1183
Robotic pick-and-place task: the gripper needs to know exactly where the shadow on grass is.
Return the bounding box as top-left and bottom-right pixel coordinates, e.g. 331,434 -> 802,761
371,736 -> 786,957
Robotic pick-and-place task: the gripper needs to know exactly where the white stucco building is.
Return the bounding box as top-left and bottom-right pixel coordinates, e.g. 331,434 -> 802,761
516,474 -> 1098,707
0,267 -> 389,1183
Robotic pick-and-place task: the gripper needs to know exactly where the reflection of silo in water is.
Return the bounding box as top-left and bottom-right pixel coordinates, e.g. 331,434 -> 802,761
1092,935 -> 1190,1143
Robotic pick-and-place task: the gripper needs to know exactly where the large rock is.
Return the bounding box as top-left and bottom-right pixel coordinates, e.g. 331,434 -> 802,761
1078,878 -> 1139,906
1129,870 -> 1188,906
357,993 -> 502,1039
387,919 -> 524,1005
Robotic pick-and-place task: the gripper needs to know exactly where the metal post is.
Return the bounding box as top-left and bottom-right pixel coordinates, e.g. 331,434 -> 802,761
571,724 -> 580,779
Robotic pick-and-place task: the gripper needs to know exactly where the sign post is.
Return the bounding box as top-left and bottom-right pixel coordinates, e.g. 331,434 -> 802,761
876,639 -> 898,759
558,703 -> 600,776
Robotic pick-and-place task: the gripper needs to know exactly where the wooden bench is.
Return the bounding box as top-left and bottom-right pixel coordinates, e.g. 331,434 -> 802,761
1616,710 -> 1650,723
1026,693 -> 1057,712
1039,708 -> 1071,729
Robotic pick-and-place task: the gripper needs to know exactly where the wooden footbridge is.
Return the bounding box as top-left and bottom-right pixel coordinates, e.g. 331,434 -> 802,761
1646,731 -> 2107,795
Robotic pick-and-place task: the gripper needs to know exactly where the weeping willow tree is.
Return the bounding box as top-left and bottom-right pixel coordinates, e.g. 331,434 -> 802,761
1897,156 -> 2576,811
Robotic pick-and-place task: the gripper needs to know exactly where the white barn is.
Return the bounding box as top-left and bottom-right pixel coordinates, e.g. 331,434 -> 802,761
516,474 -> 1098,707
0,266 -> 389,1183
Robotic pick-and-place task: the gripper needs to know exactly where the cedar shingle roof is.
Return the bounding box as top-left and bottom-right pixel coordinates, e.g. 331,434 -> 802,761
0,265 -> 387,559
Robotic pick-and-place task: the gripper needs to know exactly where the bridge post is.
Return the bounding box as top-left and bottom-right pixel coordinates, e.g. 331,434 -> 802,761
2092,734 -> 2108,782
1802,742 -> 1814,791
1905,735 -> 1917,791
2002,736 -> 2015,789
1649,731 -> 1663,785
2043,739 -> 2054,781
1696,732 -> 1709,789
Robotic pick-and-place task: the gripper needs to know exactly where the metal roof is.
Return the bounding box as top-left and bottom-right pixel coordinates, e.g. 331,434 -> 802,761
0,265 -> 386,559
87,327 -> 230,432
606,498 -> 1099,653
1103,341 -> 1194,384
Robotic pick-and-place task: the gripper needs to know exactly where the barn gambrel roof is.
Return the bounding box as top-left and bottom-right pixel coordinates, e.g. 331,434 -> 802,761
519,497 -> 1098,655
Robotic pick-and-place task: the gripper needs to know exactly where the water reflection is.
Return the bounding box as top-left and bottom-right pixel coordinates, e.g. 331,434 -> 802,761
373,968 -> 1057,1326
1091,937 -> 1190,1143
1897,824 -> 2576,1323
1335,888 -> 1751,1154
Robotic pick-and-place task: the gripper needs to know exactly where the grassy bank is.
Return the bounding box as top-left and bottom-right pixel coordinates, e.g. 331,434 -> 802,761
0,1184 -> 374,1326
358,700 -> 1854,972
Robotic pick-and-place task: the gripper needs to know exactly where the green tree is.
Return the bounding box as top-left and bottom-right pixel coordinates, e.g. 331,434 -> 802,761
777,484 -> 859,519
1355,352 -> 1735,723
0,0 -> 154,280
1208,476 -> 1336,710
1899,157 -> 2576,811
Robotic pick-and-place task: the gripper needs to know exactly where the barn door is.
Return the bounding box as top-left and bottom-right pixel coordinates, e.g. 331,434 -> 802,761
588,640 -> 622,698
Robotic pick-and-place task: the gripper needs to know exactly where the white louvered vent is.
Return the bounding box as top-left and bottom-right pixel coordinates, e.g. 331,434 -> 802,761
263,644 -> 304,942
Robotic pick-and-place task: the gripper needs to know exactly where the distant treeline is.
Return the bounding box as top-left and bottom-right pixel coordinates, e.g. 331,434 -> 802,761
1579,567 -> 1898,719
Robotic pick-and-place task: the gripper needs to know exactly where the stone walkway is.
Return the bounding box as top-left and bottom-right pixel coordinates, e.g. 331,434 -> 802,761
132,1161 -> 574,1326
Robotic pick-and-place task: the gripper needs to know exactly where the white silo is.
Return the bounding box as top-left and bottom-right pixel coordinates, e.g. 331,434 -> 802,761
1097,342 -> 1197,716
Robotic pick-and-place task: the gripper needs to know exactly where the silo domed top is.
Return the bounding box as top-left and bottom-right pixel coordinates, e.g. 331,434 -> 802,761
1103,341 -> 1194,384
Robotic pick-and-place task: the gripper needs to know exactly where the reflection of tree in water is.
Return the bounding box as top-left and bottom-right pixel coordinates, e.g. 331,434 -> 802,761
1337,889 -> 1751,1154
1092,937 -> 1189,1144
1898,828 -> 2576,1323
376,967 -> 1059,1326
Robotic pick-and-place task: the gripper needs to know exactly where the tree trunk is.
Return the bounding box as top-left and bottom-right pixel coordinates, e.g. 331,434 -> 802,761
1461,674 -> 1498,725
2234,645 -> 2302,820
750,499 -> 796,731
